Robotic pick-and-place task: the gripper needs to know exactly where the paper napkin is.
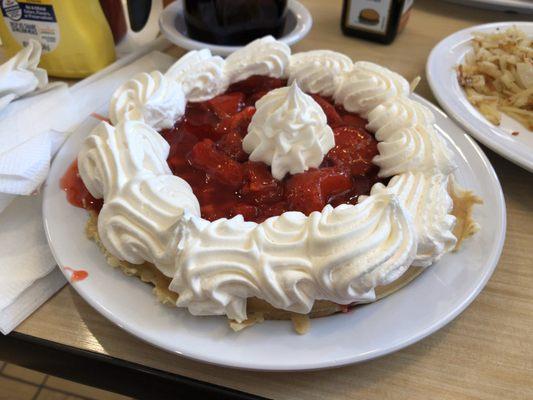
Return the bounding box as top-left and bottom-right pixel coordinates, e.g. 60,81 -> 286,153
0,194 -> 66,334
0,39 -> 48,113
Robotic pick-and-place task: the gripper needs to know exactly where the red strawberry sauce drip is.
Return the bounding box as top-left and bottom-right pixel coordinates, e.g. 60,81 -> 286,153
61,75 -> 384,223
63,266 -> 89,282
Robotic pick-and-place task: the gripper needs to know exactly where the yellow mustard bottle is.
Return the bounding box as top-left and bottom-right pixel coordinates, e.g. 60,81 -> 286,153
0,0 -> 116,78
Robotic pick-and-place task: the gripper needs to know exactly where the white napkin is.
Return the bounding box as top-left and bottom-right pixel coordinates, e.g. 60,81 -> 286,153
0,85 -> 76,213
0,194 -> 66,334
0,39 -> 48,113
0,37 -> 175,335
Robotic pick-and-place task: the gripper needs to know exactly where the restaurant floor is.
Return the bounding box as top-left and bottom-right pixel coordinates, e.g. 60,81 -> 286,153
0,360 -> 131,400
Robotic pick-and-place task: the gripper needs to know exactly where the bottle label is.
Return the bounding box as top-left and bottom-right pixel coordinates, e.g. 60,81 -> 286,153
1,0 -> 60,53
344,0 -> 393,35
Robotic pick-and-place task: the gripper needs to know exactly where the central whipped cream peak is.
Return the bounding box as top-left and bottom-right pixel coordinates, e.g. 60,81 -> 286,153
242,82 -> 335,180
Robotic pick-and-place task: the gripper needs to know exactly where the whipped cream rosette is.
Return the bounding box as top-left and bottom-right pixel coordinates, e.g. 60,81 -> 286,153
109,71 -> 185,130
243,82 -> 335,180
74,36 -> 480,330
289,50 -> 353,97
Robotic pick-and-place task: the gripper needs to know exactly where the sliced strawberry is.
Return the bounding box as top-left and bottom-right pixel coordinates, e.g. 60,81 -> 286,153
259,201 -> 288,221
188,139 -> 244,189
216,106 -> 256,137
311,94 -> 343,127
319,168 -> 353,199
335,103 -> 347,115
327,126 -> 378,176
247,90 -> 269,107
342,114 -> 368,130
208,92 -> 245,119
160,126 -> 176,144
241,162 -> 283,205
200,203 -> 228,221
329,176 -> 373,207
217,131 -> 248,162
227,75 -> 287,95
285,172 -> 331,214
228,203 -> 258,220
193,182 -> 219,204
164,128 -> 199,170
184,101 -> 218,126
286,168 -> 351,215
180,120 -> 223,141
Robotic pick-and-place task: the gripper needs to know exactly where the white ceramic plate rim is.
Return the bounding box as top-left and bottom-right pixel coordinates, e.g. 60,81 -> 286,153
43,95 -> 505,371
427,21 -> 533,172
441,0 -> 533,13
159,0 -> 313,56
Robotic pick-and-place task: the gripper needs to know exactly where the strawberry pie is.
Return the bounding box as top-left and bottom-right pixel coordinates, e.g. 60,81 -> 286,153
62,37 -> 481,333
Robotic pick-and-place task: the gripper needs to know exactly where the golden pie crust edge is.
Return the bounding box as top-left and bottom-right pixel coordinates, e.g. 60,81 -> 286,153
85,188 -> 480,334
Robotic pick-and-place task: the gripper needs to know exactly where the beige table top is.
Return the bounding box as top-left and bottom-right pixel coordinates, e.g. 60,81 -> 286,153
13,0 -> 533,398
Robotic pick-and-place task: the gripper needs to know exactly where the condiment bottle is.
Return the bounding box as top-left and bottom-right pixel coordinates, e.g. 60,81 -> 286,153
0,0 -> 116,78
341,0 -> 413,44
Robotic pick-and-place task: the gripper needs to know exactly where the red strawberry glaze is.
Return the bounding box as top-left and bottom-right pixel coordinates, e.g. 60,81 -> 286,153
62,75 -> 384,223
60,160 -> 103,212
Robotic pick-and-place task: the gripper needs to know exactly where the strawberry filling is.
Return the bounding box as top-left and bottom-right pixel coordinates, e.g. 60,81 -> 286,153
62,75 -> 384,223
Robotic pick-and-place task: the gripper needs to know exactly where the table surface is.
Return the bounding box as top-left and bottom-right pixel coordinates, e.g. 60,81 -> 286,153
12,0 -> 533,398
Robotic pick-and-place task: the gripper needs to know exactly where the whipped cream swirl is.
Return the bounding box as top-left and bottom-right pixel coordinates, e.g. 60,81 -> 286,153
289,50 -> 353,97
334,61 -> 410,117
171,193 -> 416,322
224,36 -> 291,83
78,121 -> 200,276
365,172 -> 456,267
166,49 -> 228,102
109,71 -> 185,130
243,82 -> 335,180
367,97 -> 456,177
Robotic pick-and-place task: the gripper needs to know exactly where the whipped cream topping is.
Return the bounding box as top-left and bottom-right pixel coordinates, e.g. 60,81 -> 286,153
243,82 -> 335,180
364,172 -> 456,267
0,39 -> 48,110
367,97 -> 456,177
171,193 -> 416,322
224,36 -> 291,83
289,50 -> 353,97
78,121 -> 200,276
334,61 -> 410,117
166,49 -> 228,102
74,37 -> 478,324
109,71 -> 185,130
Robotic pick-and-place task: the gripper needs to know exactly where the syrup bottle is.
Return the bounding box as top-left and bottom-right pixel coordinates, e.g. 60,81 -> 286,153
341,0 -> 414,44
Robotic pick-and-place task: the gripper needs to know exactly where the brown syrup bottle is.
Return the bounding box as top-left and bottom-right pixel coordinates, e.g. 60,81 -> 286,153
341,0 -> 414,44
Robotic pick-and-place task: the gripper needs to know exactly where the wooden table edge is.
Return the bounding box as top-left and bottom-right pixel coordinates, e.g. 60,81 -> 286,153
0,331 -> 266,399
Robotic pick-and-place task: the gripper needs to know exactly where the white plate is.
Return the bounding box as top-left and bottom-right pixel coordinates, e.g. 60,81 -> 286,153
43,95 -> 505,371
427,21 -> 533,172
441,0 -> 533,14
159,0 -> 312,56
